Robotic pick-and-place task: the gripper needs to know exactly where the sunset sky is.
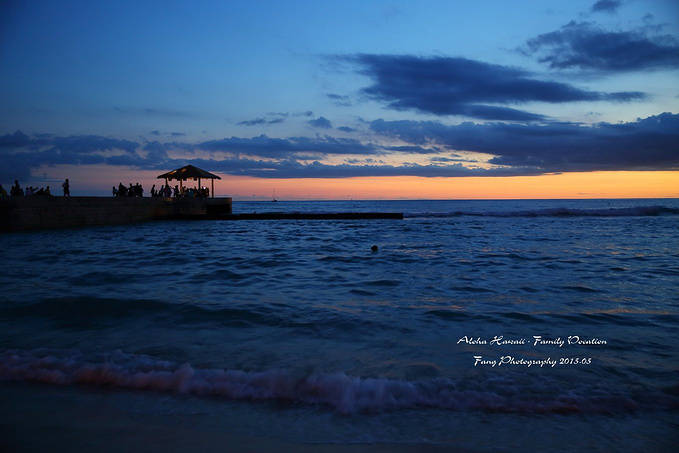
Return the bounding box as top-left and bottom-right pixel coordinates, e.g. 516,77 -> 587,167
1,0 -> 678,198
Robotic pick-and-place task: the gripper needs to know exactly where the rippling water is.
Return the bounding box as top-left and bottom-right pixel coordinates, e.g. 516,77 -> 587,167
2,199 -> 678,451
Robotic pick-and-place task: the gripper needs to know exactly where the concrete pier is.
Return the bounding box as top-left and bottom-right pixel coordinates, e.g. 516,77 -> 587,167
2,197 -> 233,232
216,212 -> 404,220
2,197 -> 403,232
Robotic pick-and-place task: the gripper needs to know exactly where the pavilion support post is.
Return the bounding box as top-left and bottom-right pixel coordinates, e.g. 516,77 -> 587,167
198,177 -> 201,192
211,179 -> 214,198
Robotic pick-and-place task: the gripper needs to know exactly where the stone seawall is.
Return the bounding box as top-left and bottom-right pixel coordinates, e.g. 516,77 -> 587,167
2,197 -> 232,232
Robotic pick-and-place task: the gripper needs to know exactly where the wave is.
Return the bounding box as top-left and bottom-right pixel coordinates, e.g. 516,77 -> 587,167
2,349 -> 676,415
405,205 -> 679,218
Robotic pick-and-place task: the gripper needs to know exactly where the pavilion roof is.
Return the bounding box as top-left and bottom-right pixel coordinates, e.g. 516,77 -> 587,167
157,165 -> 221,181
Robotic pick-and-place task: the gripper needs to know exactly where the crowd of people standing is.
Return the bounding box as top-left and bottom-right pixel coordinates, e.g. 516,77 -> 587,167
113,182 -> 209,198
149,183 -> 209,198
0,179 -> 70,199
113,182 -> 144,197
1,178 -> 209,200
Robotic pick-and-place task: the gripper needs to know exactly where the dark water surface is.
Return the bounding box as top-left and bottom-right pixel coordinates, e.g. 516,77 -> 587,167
1,199 -> 678,451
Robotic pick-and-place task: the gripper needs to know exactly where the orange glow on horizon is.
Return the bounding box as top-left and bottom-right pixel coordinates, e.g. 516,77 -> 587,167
29,165 -> 679,199
215,171 -> 679,200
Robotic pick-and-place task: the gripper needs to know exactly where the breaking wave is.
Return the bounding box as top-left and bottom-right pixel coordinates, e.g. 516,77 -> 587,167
2,349 -> 676,415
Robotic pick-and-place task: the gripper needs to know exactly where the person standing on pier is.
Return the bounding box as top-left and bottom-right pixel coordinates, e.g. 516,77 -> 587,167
10,180 -> 24,197
62,178 -> 70,197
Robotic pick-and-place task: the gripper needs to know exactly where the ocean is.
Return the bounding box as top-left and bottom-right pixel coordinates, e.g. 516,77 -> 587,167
1,198 -> 678,452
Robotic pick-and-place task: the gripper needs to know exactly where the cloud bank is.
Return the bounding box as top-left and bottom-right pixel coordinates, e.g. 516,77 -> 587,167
344,54 -> 644,121
308,116 -> 333,129
370,113 -> 679,172
524,21 -> 679,72
2,113 -> 677,181
591,0 -> 622,14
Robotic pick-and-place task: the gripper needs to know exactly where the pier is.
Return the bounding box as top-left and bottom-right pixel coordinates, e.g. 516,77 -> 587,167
2,197 -> 403,232
2,165 -> 402,232
2,196 -> 233,232
215,212 -> 403,220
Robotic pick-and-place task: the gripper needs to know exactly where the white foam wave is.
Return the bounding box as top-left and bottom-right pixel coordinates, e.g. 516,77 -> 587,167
0,349 -> 649,414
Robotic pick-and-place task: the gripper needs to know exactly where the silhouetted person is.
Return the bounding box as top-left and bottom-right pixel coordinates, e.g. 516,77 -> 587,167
62,178 -> 70,197
371,245 -> 379,253
10,180 -> 23,197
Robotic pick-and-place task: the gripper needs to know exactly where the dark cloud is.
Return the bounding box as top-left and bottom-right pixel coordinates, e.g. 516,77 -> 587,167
196,134 -> 375,158
591,0 -> 621,13
237,117 -> 286,126
345,54 -> 643,121
113,107 -> 193,118
0,130 -> 489,180
3,112 -> 677,182
0,132 -> 143,181
139,134 -> 385,158
262,111 -> 312,118
327,93 -> 352,106
26,134 -> 139,155
337,126 -> 356,132
308,116 -> 333,129
524,21 -> 679,71
237,112 -> 306,126
0,130 -> 32,147
210,159 -> 543,179
142,140 -> 191,153
370,112 -> 679,172
383,145 -> 442,154
150,130 -> 186,137
430,156 -> 474,163
345,158 -> 383,164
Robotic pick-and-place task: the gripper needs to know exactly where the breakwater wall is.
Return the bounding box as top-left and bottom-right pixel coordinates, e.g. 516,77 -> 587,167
2,197 -> 233,232
216,212 -> 404,220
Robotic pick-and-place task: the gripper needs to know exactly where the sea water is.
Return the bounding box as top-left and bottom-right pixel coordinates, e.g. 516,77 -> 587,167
1,199 -> 678,451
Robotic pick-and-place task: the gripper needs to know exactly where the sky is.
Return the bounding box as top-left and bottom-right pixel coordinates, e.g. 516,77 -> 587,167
1,0 -> 678,199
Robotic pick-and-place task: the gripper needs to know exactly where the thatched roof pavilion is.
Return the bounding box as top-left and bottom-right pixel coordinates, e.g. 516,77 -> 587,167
157,164 -> 221,197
